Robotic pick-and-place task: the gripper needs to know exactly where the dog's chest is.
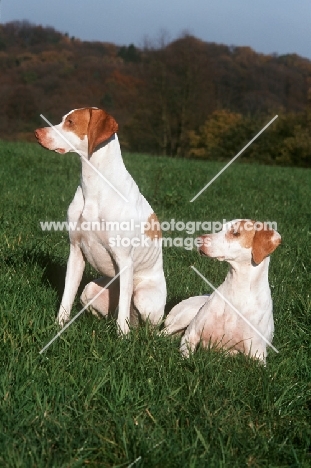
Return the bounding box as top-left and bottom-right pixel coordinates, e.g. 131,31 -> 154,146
68,199 -> 116,275
67,186 -> 160,275
199,296 -> 273,352
80,234 -> 116,276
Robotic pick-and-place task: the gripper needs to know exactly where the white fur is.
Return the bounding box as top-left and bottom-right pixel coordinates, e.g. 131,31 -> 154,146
164,220 -> 281,363
36,109 -> 166,334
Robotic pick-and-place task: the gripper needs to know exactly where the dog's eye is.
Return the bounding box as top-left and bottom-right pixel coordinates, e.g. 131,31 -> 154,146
232,231 -> 240,237
66,119 -> 73,126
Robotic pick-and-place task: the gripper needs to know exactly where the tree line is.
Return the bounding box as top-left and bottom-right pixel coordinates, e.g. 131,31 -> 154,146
0,21 -> 310,167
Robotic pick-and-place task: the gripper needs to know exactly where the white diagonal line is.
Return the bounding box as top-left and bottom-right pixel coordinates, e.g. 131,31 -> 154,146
127,456 -> 142,468
39,266 -> 128,354
40,114 -> 129,203
190,115 -> 278,202
191,266 -> 279,353
127,441 -> 164,468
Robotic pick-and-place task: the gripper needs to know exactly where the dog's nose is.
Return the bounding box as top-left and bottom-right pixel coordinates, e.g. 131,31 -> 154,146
197,235 -> 210,244
197,235 -> 211,256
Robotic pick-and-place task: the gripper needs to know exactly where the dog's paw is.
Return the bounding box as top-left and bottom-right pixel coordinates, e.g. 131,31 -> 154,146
88,305 -> 102,319
56,308 -> 70,328
180,338 -> 191,358
56,316 -> 66,328
117,320 -> 130,336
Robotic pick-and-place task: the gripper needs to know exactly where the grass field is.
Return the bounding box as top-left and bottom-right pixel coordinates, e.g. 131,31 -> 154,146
0,140 -> 310,467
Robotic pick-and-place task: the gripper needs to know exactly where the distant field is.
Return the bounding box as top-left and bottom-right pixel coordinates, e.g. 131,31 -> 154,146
0,140 -> 310,467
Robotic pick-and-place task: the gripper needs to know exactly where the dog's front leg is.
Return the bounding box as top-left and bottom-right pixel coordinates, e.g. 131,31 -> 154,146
57,243 -> 85,327
116,261 -> 133,335
180,330 -> 199,358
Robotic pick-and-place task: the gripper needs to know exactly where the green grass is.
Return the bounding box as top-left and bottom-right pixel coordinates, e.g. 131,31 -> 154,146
0,140 -> 311,467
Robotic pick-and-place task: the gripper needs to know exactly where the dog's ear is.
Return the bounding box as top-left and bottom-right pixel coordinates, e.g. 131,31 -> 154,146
252,228 -> 281,265
87,108 -> 118,157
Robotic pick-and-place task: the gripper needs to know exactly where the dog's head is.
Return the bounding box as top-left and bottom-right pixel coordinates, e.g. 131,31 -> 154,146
197,219 -> 281,265
34,107 -> 118,157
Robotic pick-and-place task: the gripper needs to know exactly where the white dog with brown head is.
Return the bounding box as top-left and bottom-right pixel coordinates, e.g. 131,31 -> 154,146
35,107 -> 166,333
164,220 -> 281,363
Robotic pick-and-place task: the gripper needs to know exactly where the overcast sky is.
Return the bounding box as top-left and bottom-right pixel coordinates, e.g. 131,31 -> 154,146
1,0 -> 311,59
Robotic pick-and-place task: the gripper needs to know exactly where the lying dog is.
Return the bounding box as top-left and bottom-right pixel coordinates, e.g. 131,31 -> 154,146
164,220 -> 281,362
35,107 -> 166,333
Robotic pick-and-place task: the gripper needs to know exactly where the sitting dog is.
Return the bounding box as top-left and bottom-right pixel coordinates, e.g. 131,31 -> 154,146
35,107 -> 166,333
164,220 -> 281,362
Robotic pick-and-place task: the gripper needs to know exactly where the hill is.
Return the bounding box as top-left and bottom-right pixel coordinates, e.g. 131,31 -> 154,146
0,21 -> 311,166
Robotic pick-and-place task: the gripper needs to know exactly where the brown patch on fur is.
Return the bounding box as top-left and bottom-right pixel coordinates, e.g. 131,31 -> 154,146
144,213 -> 162,240
252,229 -> 281,264
226,220 -> 281,264
87,108 -> 118,156
238,220 -> 256,249
63,108 -> 90,140
225,220 -> 256,248
62,108 -> 118,157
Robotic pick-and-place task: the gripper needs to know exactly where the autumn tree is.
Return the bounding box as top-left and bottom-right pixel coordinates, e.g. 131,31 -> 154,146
187,109 -> 244,159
